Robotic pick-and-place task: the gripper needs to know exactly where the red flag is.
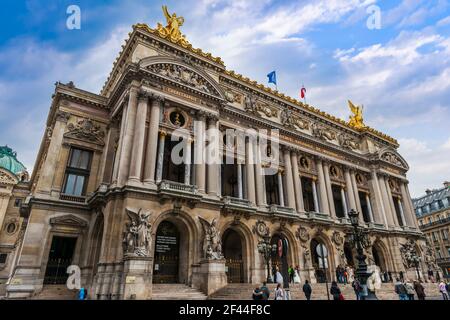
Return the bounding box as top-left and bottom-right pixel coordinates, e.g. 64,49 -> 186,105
300,86 -> 306,99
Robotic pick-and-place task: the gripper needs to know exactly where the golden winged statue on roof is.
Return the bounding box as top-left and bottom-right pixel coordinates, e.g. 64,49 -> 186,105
156,5 -> 189,45
348,100 -> 365,129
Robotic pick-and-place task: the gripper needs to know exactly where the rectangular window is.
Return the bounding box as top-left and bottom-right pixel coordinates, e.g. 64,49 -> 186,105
14,198 -> 23,207
62,148 -> 92,197
0,253 -> 7,264
443,229 -> 449,240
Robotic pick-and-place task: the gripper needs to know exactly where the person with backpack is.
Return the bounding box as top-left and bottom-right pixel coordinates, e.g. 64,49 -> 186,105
394,278 -> 408,300
260,282 -> 270,300
330,281 -> 343,301
302,279 -> 312,300
405,280 -> 416,300
252,287 -> 264,300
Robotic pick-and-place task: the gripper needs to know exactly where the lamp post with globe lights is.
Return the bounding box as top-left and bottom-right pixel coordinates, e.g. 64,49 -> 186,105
257,234 -> 277,283
347,209 -> 378,300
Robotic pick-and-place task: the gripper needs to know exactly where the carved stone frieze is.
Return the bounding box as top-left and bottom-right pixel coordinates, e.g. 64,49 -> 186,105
280,108 -> 309,130
295,226 -> 310,242
65,118 -> 105,146
311,122 -> 336,142
146,63 -> 219,97
338,133 -> 360,151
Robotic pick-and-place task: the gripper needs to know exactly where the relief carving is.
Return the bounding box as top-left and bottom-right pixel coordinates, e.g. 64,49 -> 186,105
65,118 -> 105,146
338,133 -> 360,151
123,208 -> 152,258
280,108 -> 309,130
311,122 -> 336,142
199,217 -> 223,260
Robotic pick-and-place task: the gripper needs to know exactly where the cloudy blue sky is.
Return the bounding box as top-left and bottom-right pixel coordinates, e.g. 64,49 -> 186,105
0,0 -> 449,197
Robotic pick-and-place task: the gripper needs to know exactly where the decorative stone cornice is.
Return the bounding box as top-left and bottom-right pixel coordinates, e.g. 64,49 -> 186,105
55,110 -> 71,123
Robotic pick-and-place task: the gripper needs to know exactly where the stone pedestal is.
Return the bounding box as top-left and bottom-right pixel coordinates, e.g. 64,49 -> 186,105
191,259 -> 227,296
122,256 -> 153,300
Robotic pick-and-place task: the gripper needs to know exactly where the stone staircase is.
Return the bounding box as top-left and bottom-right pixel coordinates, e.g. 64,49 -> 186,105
208,283 -> 442,300
31,285 -> 78,300
152,284 -> 208,300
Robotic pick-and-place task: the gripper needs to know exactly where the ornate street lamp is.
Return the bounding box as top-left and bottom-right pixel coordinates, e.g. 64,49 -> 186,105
257,234 -> 277,283
347,209 -> 378,300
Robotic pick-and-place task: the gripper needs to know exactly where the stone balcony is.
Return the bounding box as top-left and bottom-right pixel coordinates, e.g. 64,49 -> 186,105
157,180 -> 202,201
221,196 -> 256,213
269,204 -> 296,216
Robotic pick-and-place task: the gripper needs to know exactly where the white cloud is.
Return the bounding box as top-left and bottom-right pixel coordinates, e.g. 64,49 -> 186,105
399,137 -> 450,197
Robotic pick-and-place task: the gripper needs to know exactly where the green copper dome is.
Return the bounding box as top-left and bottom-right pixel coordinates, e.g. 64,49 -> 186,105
0,145 -> 26,176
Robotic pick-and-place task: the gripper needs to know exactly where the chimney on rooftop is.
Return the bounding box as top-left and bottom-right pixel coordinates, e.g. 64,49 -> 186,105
444,181 -> 450,188
425,189 -> 432,194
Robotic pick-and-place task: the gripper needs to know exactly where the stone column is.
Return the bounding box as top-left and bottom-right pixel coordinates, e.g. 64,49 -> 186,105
277,170 -> 285,207
370,170 -> 388,226
155,131 -> 166,183
344,169 -> 357,211
379,174 -> 395,227
322,161 -> 336,217
184,138 -> 192,185
206,115 -> 219,196
384,176 -> 400,226
400,182 -> 416,227
237,163 -> 243,199
291,151 -> 305,212
128,91 -> 149,183
254,139 -> 265,206
283,148 -> 296,209
397,198 -> 406,226
340,186 -> 348,218
365,192 -> 374,223
118,88 -> 138,186
35,110 -> 70,196
112,108 -> 127,184
404,183 -> 420,228
312,178 -> 319,212
194,112 -> 206,193
143,95 -> 163,185
245,136 -> 256,204
316,158 -> 329,214
350,171 -> 363,221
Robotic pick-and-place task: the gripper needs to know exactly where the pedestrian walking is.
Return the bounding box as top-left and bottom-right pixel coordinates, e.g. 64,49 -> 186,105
78,287 -> 86,300
394,278 -> 408,300
330,281 -> 343,301
302,280 -> 312,300
405,280 -> 415,300
413,280 -> 426,300
274,283 -> 285,300
439,280 -> 449,300
293,266 -> 301,284
351,278 -> 361,300
260,282 -> 270,300
252,287 -> 264,300
288,265 -> 295,284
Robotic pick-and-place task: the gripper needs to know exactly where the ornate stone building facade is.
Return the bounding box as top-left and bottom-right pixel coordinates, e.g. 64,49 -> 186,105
414,182 -> 450,279
0,146 -> 29,295
2,9 -> 430,299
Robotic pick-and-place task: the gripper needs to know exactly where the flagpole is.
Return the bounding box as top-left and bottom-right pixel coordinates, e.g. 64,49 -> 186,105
302,83 -> 306,105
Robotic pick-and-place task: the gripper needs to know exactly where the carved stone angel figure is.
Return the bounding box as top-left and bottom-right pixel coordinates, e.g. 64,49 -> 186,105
348,100 -> 365,129
199,217 -> 223,260
123,208 -> 152,257
157,5 -> 186,43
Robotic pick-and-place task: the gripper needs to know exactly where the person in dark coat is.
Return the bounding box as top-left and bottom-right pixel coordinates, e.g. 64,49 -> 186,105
330,281 -> 342,301
302,280 -> 312,300
352,278 -> 362,300
413,280 -> 426,300
252,287 -> 264,300
260,282 -> 270,300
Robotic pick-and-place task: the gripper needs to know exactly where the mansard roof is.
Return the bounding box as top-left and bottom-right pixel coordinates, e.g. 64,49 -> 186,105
413,183 -> 450,217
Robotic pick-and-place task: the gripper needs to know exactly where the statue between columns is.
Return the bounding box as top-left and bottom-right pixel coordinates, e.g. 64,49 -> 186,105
123,208 -> 152,257
199,217 -> 223,260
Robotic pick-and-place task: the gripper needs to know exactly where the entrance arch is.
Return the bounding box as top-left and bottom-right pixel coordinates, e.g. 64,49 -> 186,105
270,234 -> 292,287
310,238 -> 331,283
222,229 -> 244,283
372,245 -> 387,272
153,220 -> 181,283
